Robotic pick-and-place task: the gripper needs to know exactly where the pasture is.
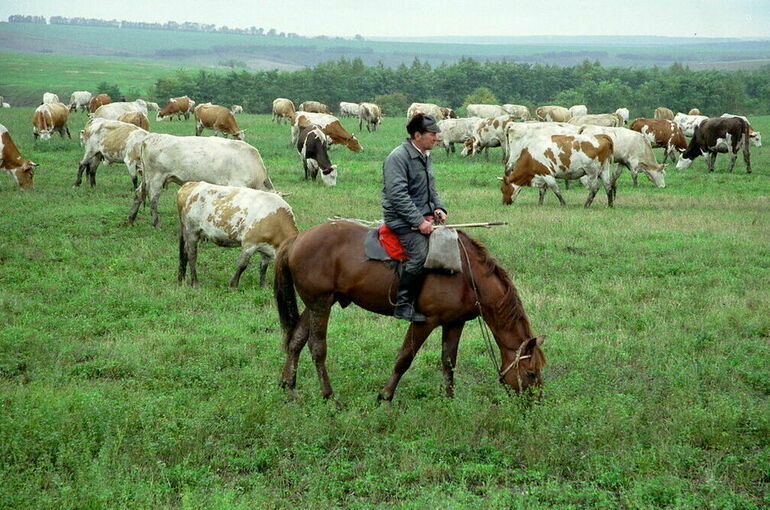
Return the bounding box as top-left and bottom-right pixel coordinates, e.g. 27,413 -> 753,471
1,107 -> 768,508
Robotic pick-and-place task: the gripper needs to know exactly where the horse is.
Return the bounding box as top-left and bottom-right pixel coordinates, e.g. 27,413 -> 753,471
273,220 -> 546,401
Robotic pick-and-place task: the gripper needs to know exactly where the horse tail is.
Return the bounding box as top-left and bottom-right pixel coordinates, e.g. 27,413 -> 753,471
274,236 -> 300,351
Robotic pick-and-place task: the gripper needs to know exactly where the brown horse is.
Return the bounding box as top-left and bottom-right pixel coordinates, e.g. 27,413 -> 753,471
274,220 -> 546,401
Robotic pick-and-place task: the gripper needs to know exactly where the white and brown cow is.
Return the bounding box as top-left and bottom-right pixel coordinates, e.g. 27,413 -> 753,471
676,117 -> 752,173
535,105 -> 572,122
292,112 -> 362,152
117,111 -> 150,131
272,98 -> 296,124
406,102 -> 444,121
614,108 -> 630,125
500,132 -> 615,207
654,107 -> 675,121
339,102 -> 361,117
157,96 -> 195,121
146,101 -> 160,111
568,113 -> 624,127
673,113 -> 708,137
436,117 -> 483,155
68,91 -> 92,112
194,103 -> 244,140
721,114 -> 761,147
1,124 -> 37,190
92,100 -> 149,121
502,104 -> 531,120
358,102 -> 382,132
43,92 -> 59,104
32,103 -> 70,140
89,94 -> 111,113
75,118 -> 148,188
439,107 -> 458,119
176,181 -> 299,288
466,104 -> 506,118
230,104 -> 243,114
629,118 -> 687,164
461,115 -> 518,158
299,101 -> 331,114
296,124 -> 338,186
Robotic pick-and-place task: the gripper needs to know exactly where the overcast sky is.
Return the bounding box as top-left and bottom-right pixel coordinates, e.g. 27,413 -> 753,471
4,1 -> 769,39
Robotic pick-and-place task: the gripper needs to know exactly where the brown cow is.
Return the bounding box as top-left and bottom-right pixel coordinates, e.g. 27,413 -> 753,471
293,112 -> 362,152
89,94 -> 112,113
1,124 -> 37,189
272,98 -> 296,124
32,103 -> 70,140
157,96 -> 195,121
654,107 -> 674,121
117,111 -> 150,131
299,101 -> 331,114
194,103 -> 244,140
629,118 -> 687,164
688,108 -> 701,115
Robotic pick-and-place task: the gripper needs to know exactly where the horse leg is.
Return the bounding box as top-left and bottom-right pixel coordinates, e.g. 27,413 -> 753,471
379,322 -> 437,401
281,310 -> 311,397
441,322 -> 464,398
306,308 -> 335,399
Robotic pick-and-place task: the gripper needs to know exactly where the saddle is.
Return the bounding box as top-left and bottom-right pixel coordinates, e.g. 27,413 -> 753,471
364,223 -> 462,273
364,224 -> 407,262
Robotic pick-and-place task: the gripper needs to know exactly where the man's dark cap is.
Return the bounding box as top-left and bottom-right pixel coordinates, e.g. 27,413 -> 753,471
407,113 -> 441,135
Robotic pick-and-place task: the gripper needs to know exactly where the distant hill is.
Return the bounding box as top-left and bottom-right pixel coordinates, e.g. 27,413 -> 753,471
3,22 -> 770,70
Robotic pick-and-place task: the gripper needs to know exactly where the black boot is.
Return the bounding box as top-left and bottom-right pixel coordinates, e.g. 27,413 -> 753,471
394,271 -> 426,323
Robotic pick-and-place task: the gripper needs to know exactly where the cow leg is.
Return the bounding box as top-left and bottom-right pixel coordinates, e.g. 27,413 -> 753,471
177,229 -> 188,283
379,321 -> 438,401
441,322 -> 464,398
185,233 -> 200,287
87,154 -> 103,188
230,244 -> 259,288
583,176 -> 601,208
65,126 -> 71,139
74,157 -> 91,187
127,181 -> 146,225
727,151 -> 737,173
602,168 -> 616,208
542,176 -> 566,206
149,186 -> 163,228
662,147 -> 669,165
538,186 -> 546,205
281,310 -> 311,397
743,142 -> 751,173
195,122 -> 203,136
705,152 -> 715,172
256,248 -> 274,288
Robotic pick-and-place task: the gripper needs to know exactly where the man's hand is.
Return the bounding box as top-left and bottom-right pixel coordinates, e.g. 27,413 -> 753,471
418,219 -> 434,235
433,209 -> 447,222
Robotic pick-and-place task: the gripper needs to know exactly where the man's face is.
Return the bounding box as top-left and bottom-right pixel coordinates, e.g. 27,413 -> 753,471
413,131 -> 438,152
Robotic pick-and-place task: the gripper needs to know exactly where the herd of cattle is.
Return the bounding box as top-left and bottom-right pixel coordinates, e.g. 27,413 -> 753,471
0,90 -> 763,286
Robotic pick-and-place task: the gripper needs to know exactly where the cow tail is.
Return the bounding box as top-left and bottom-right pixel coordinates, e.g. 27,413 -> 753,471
274,236 -> 300,352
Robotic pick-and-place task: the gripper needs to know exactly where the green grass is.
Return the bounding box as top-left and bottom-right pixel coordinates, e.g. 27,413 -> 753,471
1,108 -> 769,508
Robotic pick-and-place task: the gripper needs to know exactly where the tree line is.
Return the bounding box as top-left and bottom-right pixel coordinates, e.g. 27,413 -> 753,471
146,57 -> 769,118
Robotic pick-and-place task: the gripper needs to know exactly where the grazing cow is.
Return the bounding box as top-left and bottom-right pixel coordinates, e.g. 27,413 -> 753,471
117,111 -> 150,131
406,102 -> 444,121
502,104 -> 531,120
676,117 -> 751,173
499,132 -> 615,207
721,114 -> 761,147
1,124 -> 37,189
502,121 -> 580,170
568,104 -> 588,117
68,91 -> 92,112
176,181 -> 298,288
92,100 -> 149,121
230,104 -> 243,114
43,92 -> 59,104
654,107 -> 675,121
436,117 -> 483,155
299,101 -> 330,114
358,102 -> 382,132
296,124 -> 337,186
293,112 -> 362,152
272,98 -> 296,124
439,107 -> 457,119
127,134 -> 275,227
688,108 -> 701,115
535,105 -> 572,122
568,113 -> 624,127
339,102 -> 361,117
194,103 -> 244,140
629,118 -> 687,164
157,96 -> 195,121
674,113 -> 708,137
32,103 -> 70,140
461,115 -> 518,158
615,108 -> 630,125
2,103 -> 10,108
146,101 -> 160,111
466,104 -> 506,118
579,125 -> 666,188
89,94 -> 111,113
75,118 -> 148,188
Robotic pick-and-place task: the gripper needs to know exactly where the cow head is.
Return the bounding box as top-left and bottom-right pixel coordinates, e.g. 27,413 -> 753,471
320,164 -> 338,187
461,138 -> 475,157
497,175 -> 520,205
676,156 -> 694,170
345,134 -> 363,152
8,160 -> 38,190
749,130 -> 762,147
236,130 -> 246,141
642,163 -> 666,188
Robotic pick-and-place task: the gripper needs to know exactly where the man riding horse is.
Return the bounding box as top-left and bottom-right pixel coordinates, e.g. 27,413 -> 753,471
382,113 -> 448,323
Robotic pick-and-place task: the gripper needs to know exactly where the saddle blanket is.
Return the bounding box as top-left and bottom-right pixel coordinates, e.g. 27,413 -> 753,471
364,224 -> 407,261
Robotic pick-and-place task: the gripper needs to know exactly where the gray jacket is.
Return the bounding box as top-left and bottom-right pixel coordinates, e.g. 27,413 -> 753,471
382,138 -> 446,232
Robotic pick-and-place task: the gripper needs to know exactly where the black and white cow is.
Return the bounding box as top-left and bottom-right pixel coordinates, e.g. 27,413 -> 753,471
676,117 -> 752,173
296,124 -> 337,186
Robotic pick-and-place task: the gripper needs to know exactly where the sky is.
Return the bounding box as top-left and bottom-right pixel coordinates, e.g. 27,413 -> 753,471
3,0 -> 770,39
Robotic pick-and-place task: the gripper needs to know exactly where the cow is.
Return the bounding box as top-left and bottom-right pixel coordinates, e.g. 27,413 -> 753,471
436,117 -> 483,155
157,96 -> 195,121
194,103 -> 244,140
32,103 -> 70,140
535,105 -> 572,122
89,94 -> 111,113
615,108 -> 630,125
1,103 -> 9,108
68,91 -> 92,112
688,108 -> 701,115
654,107 -> 675,121
272,98 -> 296,124
358,102 -> 382,132
499,132 -> 615,207
146,101 -> 160,111
629,118 -> 687,164
75,118 -> 148,188
579,125 -> 666,188
127,134 -> 276,227
176,181 -> 299,288
1,124 -> 37,190
230,104 -> 243,114
466,104 -> 506,118
502,121 -> 580,171
299,101 -> 331,114
117,111 -> 150,131
339,102 -> 360,117
721,114 -> 761,147
292,112 -> 362,152
406,102 -> 444,121
92,100 -> 149,121
676,117 -> 751,173
439,107 -> 458,119
674,113 -> 709,137
568,113 -> 624,128
461,115 -> 518,158
296,124 -> 337,186
502,104 -> 531,120
43,92 -> 59,104
568,105 -> 588,117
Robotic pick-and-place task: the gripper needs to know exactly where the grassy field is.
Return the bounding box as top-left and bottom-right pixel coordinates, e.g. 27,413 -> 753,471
0,108 -> 768,508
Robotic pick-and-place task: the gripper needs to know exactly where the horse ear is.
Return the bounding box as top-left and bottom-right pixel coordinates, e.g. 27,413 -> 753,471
523,335 -> 545,355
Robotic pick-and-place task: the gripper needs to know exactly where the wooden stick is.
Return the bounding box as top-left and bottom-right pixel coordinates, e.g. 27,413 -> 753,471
436,222 -> 508,229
